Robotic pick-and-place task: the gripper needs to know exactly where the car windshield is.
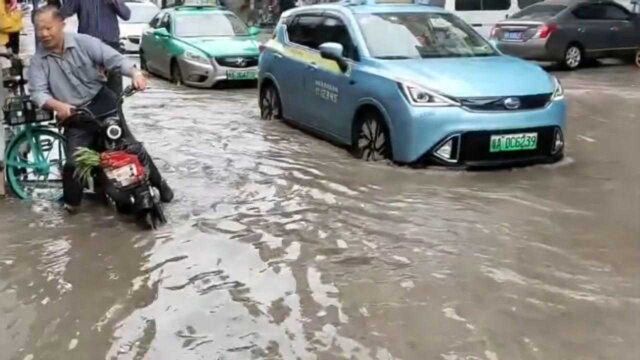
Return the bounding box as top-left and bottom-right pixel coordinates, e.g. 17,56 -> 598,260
174,13 -> 249,37
120,6 -> 159,23
356,12 -> 497,59
511,4 -> 566,20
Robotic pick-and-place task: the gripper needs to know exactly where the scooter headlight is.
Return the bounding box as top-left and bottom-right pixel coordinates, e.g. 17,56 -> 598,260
106,124 -> 123,140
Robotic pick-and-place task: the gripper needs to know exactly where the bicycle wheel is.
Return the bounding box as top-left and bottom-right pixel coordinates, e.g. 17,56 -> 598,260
5,127 -> 67,201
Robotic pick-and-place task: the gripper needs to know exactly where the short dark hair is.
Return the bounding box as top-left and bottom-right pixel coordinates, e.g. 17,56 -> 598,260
34,5 -> 65,22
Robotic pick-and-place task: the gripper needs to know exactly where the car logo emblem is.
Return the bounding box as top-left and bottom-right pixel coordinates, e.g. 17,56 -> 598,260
231,57 -> 246,67
504,97 -> 521,110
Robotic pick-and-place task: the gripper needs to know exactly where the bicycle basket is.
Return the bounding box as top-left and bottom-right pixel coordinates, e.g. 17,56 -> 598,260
2,95 -> 54,126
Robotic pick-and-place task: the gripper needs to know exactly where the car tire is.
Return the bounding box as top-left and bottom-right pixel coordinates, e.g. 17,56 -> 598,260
634,49 -> 640,68
352,111 -> 391,162
171,61 -> 184,86
140,51 -> 148,72
562,44 -> 583,70
259,84 -> 282,120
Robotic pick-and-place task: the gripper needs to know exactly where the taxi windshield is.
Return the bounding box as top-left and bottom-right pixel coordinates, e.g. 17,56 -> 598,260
356,12 -> 497,59
175,13 -> 249,37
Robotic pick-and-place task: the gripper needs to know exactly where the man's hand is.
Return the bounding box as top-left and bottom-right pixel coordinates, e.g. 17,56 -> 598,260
132,71 -> 147,91
55,103 -> 76,125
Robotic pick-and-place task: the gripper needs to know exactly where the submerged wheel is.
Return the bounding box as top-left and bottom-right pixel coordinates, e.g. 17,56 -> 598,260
563,44 -> 583,70
5,128 -> 66,201
259,85 -> 282,120
171,61 -> 183,86
352,111 -> 391,162
144,211 -> 157,230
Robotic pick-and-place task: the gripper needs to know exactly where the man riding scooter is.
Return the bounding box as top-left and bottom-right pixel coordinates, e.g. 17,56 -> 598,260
28,5 -> 173,213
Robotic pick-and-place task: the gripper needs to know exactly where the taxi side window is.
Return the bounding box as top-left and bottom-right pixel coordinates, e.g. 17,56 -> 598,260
159,13 -> 172,33
287,15 -> 324,49
317,16 -> 359,61
149,13 -> 162,28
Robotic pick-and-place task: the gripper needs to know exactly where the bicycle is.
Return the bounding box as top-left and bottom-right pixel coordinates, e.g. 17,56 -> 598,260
1,52 -> 67,201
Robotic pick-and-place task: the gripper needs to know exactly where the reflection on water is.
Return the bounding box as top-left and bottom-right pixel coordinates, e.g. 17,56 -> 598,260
1,68 -> 639,359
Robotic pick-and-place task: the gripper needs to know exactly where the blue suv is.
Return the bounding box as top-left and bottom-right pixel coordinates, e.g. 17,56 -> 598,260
258,0 -> 567,166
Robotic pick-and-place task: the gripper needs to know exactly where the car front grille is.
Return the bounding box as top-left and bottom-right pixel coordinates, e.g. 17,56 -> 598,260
458,126 -> 557,164
215,56 -> 259,68
460,93 -> 552,111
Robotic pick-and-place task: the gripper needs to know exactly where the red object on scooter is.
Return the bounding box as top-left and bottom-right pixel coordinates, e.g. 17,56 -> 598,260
100,151 -> 146,188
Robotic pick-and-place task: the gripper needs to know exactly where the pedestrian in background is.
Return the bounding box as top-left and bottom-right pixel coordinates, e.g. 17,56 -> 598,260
60,0 -> 131,95
1,0 -> 23,54
6,0 -> 22,54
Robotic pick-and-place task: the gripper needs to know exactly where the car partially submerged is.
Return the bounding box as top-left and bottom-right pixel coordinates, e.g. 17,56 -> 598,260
258,0 -> 567,167
140,3 -> 261,87
491,0 -> 640,69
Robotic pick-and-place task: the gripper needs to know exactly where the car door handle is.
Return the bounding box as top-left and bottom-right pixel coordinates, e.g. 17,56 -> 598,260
610,26 -> 619,31
273,52 -> 283,59
471,23 -> 482,27
308,62 -> 318,70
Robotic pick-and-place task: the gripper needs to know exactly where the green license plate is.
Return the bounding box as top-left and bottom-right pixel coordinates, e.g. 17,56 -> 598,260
490,132 -> 538,152
226,70 -> 257,80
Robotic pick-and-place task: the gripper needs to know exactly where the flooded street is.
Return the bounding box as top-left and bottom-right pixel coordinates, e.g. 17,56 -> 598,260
1,61 -> 639,359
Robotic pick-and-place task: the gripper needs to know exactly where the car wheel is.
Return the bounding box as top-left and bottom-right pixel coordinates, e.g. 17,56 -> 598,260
260,85 -> 282,120
352,111 -> 391,162
563,44 -> 583,70
635,49 -> 640,68
171,61 -> 184,86
140,51 -> 148,71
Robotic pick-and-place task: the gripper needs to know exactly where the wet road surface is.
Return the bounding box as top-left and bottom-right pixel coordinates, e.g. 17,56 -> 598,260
0,61 -> 639,360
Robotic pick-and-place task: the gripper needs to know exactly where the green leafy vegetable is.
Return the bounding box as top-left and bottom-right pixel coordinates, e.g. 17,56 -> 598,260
73,147 -> 100,185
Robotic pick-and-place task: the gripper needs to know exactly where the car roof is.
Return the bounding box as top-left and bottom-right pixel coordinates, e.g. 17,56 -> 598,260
127,1 -> 159,8
165,5 -> 228,14
284,1 -> 448,16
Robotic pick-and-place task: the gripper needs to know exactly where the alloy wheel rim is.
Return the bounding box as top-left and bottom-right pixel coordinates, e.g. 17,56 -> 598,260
566,47 -> 581,68
635,50 -> 640,68
261,88 -> 280,120
173,64 -> 182,85
358,117 -> 387,161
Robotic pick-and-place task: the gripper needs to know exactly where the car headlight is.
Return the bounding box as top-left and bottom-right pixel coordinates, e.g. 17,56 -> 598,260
184,50 -> 210,65
399,83 -> 459,107
552,76 -> 564,101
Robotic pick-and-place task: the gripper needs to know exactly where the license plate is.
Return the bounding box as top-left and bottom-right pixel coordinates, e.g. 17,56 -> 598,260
504,31 -> 523,41
227,70 -> 257,80
490,132 -> 538,152
105,164 -> 139,187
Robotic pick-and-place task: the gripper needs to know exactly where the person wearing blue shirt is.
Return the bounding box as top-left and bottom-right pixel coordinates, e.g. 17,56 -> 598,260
60,0 -> 131,95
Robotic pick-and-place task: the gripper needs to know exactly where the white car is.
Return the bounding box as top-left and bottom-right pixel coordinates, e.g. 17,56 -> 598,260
119,1 -> 160,53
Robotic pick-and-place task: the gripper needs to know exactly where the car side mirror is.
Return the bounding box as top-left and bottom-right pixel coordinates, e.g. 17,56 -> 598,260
319,42 -> 348,73
154,28 -> 170,37
248,26 -> 261,36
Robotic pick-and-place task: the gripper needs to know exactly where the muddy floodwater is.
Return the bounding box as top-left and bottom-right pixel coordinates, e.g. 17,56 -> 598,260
0,62 -> 638,360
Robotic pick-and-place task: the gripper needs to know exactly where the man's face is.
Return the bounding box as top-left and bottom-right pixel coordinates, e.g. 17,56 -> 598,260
35,13 -> 65,50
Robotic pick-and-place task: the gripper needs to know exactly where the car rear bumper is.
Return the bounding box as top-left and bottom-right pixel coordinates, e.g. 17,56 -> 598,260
389,99 -> 567,166
177,57 -> 258,88
496,39 -> 555,61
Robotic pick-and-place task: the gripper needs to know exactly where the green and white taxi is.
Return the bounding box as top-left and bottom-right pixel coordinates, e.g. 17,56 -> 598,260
140,2 -> 261,87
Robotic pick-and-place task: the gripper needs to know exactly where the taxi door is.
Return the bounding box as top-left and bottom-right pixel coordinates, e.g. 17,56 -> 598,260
304,15 -> 358,142
280,14 -> 325,124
